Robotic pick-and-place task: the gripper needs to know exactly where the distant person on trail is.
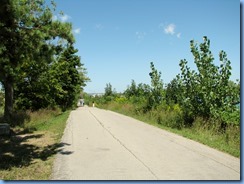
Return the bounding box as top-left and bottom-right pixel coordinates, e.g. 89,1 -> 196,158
92,101 -> 95,107
80,99 -> 84,107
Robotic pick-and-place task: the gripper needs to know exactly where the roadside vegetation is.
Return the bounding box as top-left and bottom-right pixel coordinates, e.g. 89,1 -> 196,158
85,37 -> 240,157
0,109 -> 70,180
0,0 -> 89,124
0,0 -> 89,180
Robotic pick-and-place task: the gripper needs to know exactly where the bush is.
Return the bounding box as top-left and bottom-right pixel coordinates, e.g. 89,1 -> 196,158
115,96 -> 127,104
156,110 -> 183,129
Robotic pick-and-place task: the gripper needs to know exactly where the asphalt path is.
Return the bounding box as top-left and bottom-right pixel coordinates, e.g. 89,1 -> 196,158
51,106 -> 240,180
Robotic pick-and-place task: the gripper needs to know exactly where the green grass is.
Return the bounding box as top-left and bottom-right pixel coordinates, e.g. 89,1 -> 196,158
25,109 -> 70,141
99,102 -> 240,158
0,109 -> 71,180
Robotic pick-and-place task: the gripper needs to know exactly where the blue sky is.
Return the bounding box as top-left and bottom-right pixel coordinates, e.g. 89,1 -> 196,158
52,0 -> 240,93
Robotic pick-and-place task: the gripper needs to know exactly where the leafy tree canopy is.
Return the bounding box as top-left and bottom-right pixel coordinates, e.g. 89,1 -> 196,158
0,0 -> 88,122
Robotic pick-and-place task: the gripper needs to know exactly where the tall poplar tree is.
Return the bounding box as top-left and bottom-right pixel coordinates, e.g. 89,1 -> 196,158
177,36 -> 239,124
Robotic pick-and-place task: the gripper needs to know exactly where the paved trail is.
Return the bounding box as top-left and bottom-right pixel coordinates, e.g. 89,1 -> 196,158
51,107 -> 240,180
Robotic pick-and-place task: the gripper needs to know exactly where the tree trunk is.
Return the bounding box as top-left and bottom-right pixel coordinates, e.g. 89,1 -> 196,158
4,78 -> 14,123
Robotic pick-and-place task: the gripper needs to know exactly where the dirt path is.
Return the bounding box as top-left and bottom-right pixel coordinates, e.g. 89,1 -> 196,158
51,107 -> 240,180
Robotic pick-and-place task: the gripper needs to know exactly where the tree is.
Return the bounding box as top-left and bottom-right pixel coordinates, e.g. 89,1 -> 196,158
104,83 -> 113,97
165,78 -> 180,105
177,36 -> 239,124
148,62 -> 164,109
15,44 -> 89,111
124,80 -> 138,98
14,64 -> 54,110
0,0 -> 73,122
50,44 -> 89,111
124,63 -> 164,111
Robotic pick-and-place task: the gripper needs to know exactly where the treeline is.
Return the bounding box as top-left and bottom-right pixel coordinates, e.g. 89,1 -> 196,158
86,37 -> 240,130
0,0 -> 89,123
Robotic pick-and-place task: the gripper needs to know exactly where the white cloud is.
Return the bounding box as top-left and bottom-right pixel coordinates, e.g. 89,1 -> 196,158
160,23 -> 182,39
60,14 -> 71,22
73,28 -> 81,34
164,24 -> 175,35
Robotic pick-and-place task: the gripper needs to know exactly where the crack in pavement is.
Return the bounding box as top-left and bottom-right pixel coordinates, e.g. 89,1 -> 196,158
89,109 -> 159,180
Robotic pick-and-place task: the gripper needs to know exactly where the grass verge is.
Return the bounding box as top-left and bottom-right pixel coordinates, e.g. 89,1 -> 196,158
0,109 -> 70,180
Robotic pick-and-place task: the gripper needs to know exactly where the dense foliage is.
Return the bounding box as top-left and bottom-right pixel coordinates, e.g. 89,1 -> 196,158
176,36 -> 240,125
0,0 -> 89,122
87,37 -> 240,129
